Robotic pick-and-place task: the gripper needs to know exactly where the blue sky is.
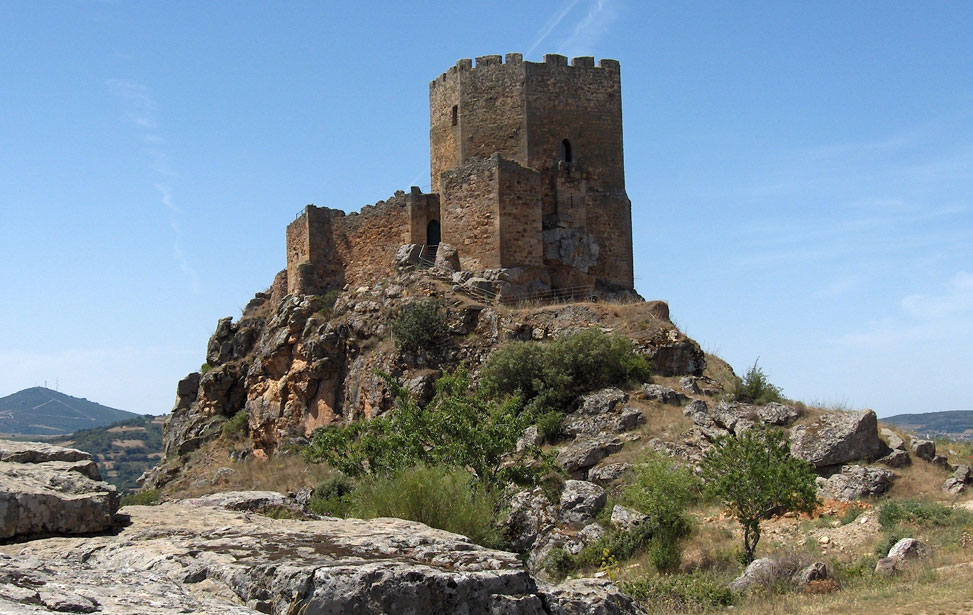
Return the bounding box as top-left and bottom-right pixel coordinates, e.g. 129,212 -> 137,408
1,1 -> 970,416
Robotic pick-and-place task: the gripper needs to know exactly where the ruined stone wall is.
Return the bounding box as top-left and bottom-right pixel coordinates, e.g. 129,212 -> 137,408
439,156 -> 502,270
285,193 -> 412,296
429,54 -> 527,192
496,157 -> 543,268
584,191 -> 633,289
406,188 -> 441,246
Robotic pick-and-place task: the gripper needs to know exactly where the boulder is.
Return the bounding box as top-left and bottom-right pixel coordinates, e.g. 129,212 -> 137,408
540,578 -> 647,615
579,388 -> 628,415
610,505 -> 648,531
887,537 -> 931,561
556,436 -> 624,475
815,465 -> 895,501
911,439 -> 936,461
792,562 -> 829,586
0,440 -> 118,540
433,243 -> 460,272
728,558 -> 778,592
756,402 -> 801,426
955,464 -> 972,483
504,488 -> 557,552
880,428 -> 905,451
638,384 -> 687,406
943,477 -> 966,495
875,557 -> 899,576
588,463 -> 633,483
790,410 -> 889,468
394,243 -> 422,267
558,480 -> 607,528
878,449 -> 911,468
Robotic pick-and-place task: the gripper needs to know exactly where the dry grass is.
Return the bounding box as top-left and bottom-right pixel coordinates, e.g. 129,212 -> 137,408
885,457 -> 955,502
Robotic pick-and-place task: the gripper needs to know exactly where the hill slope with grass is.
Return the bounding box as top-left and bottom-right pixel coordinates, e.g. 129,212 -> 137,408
52,414 -> 165,492
883,410 -> 973,441
0,387 -> 140,436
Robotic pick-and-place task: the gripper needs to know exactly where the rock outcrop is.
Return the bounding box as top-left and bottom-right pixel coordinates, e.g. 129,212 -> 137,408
790,410 -> 889,468
0,440 -> 118,539
815,465 -> 895,501
0,495 -> 641,615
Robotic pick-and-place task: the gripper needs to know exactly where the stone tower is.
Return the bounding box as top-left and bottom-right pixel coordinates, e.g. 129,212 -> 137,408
428,53 -> 633,290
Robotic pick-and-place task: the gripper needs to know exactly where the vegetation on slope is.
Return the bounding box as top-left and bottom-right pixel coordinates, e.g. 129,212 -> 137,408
54,414 -> 164,491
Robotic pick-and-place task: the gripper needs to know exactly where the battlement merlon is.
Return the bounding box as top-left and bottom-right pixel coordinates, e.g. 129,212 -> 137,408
430,53 -> 620,89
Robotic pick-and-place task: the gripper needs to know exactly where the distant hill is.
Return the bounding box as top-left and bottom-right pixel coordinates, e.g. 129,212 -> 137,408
53,414 -> 165,492
883,410 -> 973,441
0,387 -> 140,436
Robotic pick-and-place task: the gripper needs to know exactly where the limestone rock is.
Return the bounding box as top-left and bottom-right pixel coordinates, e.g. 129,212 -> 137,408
792,562 -> 829,586
943,477 -> 966,494
394,243 -> 422,267
540,578 -> 647,615
587,463 -> 632,483
880,427 -> 905,451
728,558 -> 778,592
911,439 -> 936,461
610,505 -> 648,531
756,402 -> 801,426
558,480 -> 606,528
815,465 -> 895,501
1,499 -> 570,615
954,464 -> 971,483
556,436 -> 624,475
874,557 -> 898,576
638,384 -> 687,406
878,449 -> 911,468
887,537 -> 931,561
0,440 -> 118,539
790,410 -> 889,468
578,388 -> 628,415
504,488 -> 557,553
433,243 -> 460,272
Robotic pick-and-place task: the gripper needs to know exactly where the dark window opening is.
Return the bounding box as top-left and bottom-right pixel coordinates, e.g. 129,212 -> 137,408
451,105 -> 458,126
426,219 -> 441,246
561,139 -> 573,162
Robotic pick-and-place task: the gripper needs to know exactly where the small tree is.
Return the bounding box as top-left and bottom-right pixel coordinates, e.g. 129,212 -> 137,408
700,427 -> 817,563
391,299 -> 447,354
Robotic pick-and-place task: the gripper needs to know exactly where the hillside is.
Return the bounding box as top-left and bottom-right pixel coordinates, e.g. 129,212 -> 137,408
53,414 -> 165,491
883,410 -> 973,441
0,387 -> 139,436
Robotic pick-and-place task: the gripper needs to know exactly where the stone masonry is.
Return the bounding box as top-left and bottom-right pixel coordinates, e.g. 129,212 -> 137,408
286,53 -> 634,298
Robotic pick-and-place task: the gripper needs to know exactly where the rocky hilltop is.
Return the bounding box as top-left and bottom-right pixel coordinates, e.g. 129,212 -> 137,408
147,259 -> 703,486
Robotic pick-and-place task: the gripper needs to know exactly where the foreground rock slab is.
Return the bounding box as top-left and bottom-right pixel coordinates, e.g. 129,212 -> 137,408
0,495 -> 641,615
0,439 -> 118,539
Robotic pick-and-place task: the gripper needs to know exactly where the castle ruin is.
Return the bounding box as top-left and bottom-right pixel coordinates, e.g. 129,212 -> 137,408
285,53 -> 634,301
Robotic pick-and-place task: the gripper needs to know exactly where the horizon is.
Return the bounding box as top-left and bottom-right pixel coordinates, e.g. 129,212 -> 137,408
1,2 -> 970,417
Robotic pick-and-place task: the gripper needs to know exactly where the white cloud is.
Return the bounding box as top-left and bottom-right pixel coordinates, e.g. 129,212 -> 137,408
527,0 -> 618,59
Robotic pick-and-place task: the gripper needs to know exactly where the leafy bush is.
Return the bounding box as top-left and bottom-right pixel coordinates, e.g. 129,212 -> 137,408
878,499 -> 969,529
308,474 -> 355,517
222,409 -> 249,439
391,299 -> 448,353
479,328 -> 650,413
622,452 -> 699,572
304,370 -> 550,489
700,427 -> 818,563
200,362 -> 212,375
120,488 -> 161,506
840,506 -> 864,525
536,410 -> 565,443
622,572 -> 736,612
316,289 -> 342,320
732,359 -> 783,405
349,464 -> 502,547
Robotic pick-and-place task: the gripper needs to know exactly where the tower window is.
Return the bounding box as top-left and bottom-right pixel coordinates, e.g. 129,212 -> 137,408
451,105 -> 458,126
561,139 -> 573,162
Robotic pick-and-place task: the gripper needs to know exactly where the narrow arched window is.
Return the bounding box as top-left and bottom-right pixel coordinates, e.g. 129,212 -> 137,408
561,139 -> 573,162
451,105 -> 458,126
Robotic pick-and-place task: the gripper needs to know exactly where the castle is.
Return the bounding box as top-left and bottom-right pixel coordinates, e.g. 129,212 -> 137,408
285,53 -> 634,301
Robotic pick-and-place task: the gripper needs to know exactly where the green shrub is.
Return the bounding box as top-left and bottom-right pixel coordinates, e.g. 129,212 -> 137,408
732,359 -> 783,405
479,328 -> 650,413
622,452 -> 699,572
391,300 -> 448,353
222,409 -> 249,439
622,572 -> 736,611
304,370 -> 550,489
316,289 -> 342,320
840,506 -> 864,525
308,474 -> 355,517
200,362 -> 211,375
878,499 -> 963,529
349,464 -> 502,548
536,410 -> 565,443
120,488 -> 161,506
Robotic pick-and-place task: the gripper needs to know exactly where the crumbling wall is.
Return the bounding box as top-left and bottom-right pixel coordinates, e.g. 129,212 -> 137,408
440,156 -> 502,271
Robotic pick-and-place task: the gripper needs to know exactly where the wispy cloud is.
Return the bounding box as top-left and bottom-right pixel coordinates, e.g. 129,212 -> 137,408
107,79 -> 198,291
837,271 -> 973,347
527,0 -> 618,59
